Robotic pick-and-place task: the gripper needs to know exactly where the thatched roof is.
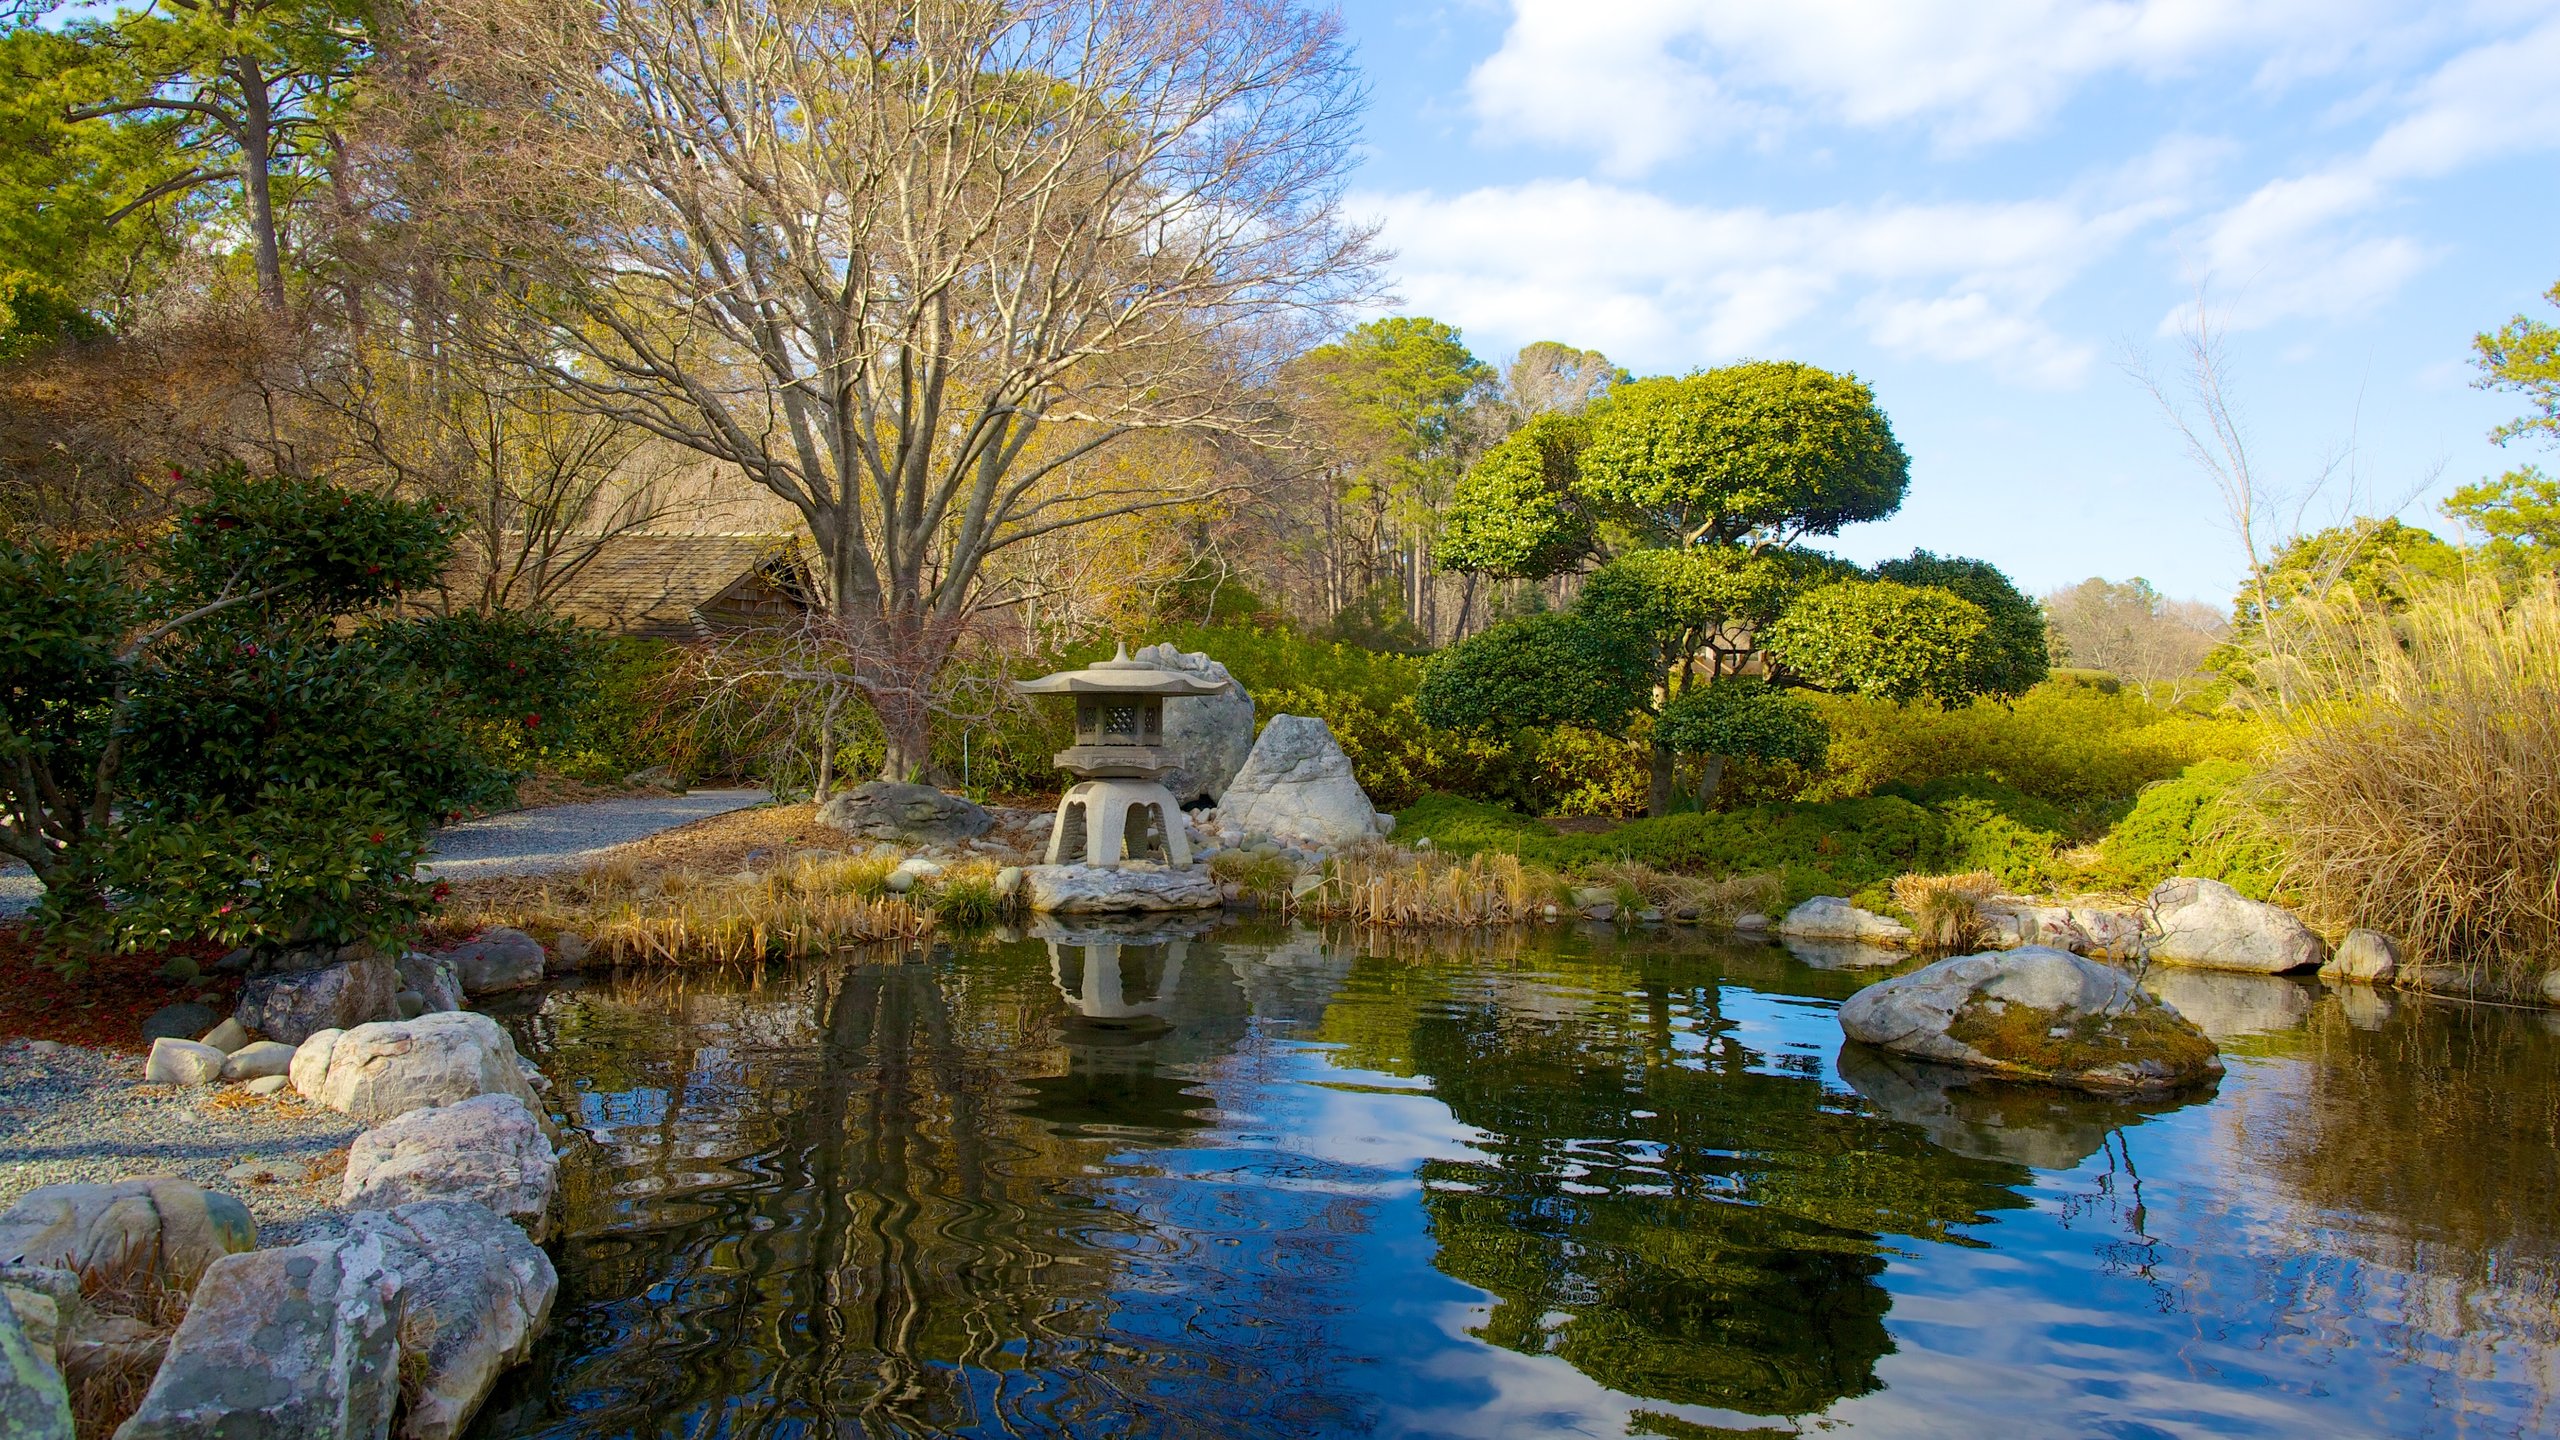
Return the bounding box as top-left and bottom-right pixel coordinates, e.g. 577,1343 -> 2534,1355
434,533 -> 815,638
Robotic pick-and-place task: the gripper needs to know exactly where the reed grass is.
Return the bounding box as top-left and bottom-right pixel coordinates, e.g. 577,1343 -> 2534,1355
449,847 -> 931,966
1582,860 -> 1784,922
1891,871 -> 2003,953
65,1261 -> 190,1438
2244,571 -> 2560,992
1302,843 -> 1562,926
923,859 -> 1014,931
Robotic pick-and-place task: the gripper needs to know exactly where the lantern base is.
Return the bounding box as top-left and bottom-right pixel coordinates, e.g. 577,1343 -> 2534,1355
1045,778 -> 1194,869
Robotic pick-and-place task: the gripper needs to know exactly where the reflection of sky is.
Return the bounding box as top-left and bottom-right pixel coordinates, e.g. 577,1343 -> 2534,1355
1105,984 -> 2546,1437
516,947 -> 2560,1440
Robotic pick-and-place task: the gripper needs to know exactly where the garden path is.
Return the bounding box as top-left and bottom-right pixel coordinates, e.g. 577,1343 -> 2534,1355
0,788 -> 773,914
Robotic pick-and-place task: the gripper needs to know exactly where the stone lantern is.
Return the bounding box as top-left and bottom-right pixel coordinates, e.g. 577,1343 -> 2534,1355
1015,643 -> 1231,869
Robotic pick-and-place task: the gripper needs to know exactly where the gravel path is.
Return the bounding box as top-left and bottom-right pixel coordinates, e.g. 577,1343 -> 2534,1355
421,787 -> 771,880
0,788 -> 773,916
0,1040 -> 364,1245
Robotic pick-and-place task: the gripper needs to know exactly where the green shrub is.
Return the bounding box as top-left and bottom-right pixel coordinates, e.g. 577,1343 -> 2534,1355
372,609 -> 603,771
36,787 -> 438,959
2100,759 -> 2283,897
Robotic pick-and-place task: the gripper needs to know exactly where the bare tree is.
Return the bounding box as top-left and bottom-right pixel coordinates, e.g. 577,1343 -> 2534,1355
407,0 -> 1378,776
2043,577 -> 2227,698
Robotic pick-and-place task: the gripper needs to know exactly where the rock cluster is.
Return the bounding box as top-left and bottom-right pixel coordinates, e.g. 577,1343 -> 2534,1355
1022,863 -> 1224,914
292,1011 -> 548,1128
237,954 -> 403,1045
1776,897 -> 1915,946
340,1094 -> 559,1241
1838,947 -> 2224,1094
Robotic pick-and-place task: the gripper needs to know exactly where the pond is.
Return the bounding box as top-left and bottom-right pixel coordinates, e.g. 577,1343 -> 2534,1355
468,922 -> 2560,1439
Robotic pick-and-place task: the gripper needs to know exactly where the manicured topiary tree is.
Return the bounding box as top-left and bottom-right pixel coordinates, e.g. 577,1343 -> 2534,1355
1763,580 -> 1991,704
1654,677 -> 1829,807
1415,610 -> 1651,734
1871,550 -> 2048,697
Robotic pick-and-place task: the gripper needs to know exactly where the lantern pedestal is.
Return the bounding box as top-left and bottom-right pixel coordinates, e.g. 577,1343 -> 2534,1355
1044,778 -> 1194,869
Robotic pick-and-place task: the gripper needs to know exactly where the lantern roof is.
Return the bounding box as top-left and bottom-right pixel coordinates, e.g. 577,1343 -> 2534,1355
1014,642 -> 1230,698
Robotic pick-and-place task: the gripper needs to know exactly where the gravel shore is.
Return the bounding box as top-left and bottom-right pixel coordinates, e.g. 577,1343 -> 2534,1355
422,787 -> 772,879
0,1039 -> 365,1245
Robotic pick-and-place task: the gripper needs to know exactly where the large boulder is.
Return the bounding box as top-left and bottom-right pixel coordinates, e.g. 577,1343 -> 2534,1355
341,1094 -> 558,1241
294,1011 -> 546,1128
396,950 -> 468,1012
346,1202 -> 557,1440
816,780 -> 993,844
116,1235 -> 402,1440
436,928 -> 545,997
0,1265 -> 79,1375
1022,864 -> 1224,914
237,956 -> 402,1045
2146,877 -> 2329,974
1776,897 -> 1915,947
1132,642 -> 1255,805
0,1179 -> 255,1293
1838,947 -> 2223,1093
1216,716 -> 1389,852
0,1277 -> 71,1440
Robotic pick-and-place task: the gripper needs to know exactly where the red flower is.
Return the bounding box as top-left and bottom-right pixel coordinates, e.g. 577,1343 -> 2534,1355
432,882 -> 452,900
523,713 -> 540,727
369,831 -> 385,845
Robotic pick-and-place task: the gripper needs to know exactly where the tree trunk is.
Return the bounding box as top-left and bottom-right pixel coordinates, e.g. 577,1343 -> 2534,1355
233,56 -> 287,312
1695,753 -> 1725,811
1648,736 -> 1676,818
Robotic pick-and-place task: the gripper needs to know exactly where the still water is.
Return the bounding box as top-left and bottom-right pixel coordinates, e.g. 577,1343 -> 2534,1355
469,921 -> 2560,1439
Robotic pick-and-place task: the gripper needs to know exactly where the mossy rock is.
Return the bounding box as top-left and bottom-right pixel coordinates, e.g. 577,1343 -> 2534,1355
1838,947 -> 2222,1094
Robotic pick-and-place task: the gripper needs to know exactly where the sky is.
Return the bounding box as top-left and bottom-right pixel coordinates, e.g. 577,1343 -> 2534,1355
1328,0 -> 2560,604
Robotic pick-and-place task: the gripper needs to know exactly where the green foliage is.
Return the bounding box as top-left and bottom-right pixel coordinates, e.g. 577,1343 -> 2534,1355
1392,790 -> 2034,901
2237,518 -> 2465,637
121,632 -> 511,829
1321,577 -> 1430,653
0,270 -> 108,362
2474,279 -> 2560,451
0,27 -> 196,326
2443,466 -> 2560,574
1656,678 -> 1827,767
373,609 -> 603,769
0,466 -> 485,962
1416,612 -> 1650,735
1437,413 -> 1593,577
1871,550 -> 2048,696
1808,681 -> 2263,835
1766,579 -> 1990,703
1575,363 -> 1910,550
2099,759 -> 2284,898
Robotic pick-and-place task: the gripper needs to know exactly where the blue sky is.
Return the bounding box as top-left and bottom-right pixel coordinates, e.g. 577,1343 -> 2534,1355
1330,0 -> 2560,603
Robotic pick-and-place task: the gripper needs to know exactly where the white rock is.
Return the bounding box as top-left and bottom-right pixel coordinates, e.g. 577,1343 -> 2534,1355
2318,928 -> 2400,984
2146,877 -> 2329,974
347,1202 -> 557,1440
242,1074 -> 292,1097
1216,715 -> 1389,852
1132,643 -> 1256,804
144,1038 -> 227,1087
1775,897 -> 1915,946
303,1011 -> 547,1127
219,1040 -> 297,1082
1838,947 -> 2223,1093
1022,863 -> 1223,914
116,1234 -> 402,1440
342,1094 -> 558,1242
291,1027 -> 345,1099
198,1017 -> 250,1054
1984,901 -> 2146,958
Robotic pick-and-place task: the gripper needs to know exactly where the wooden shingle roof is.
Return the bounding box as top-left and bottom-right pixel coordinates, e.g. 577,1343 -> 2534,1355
435,533 -> 815,638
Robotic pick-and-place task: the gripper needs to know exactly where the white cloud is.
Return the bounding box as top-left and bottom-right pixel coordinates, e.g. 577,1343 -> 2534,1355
1465,0 -> 2461,174
1361,177 -> 2177,385
2184,13 -> 2560,328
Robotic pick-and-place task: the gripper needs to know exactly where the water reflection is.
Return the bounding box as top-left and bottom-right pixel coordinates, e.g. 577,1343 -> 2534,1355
470,927 -> 2560,1439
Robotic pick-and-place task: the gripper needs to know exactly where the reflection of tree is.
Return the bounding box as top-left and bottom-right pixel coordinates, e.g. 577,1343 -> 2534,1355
1315,949 -> 2030,1417
2235,996 -> 2560,1362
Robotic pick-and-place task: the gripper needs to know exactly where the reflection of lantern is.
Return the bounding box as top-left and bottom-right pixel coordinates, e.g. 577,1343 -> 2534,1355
1047,935 -> 1187,1031
1014,643 -> 1230,868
